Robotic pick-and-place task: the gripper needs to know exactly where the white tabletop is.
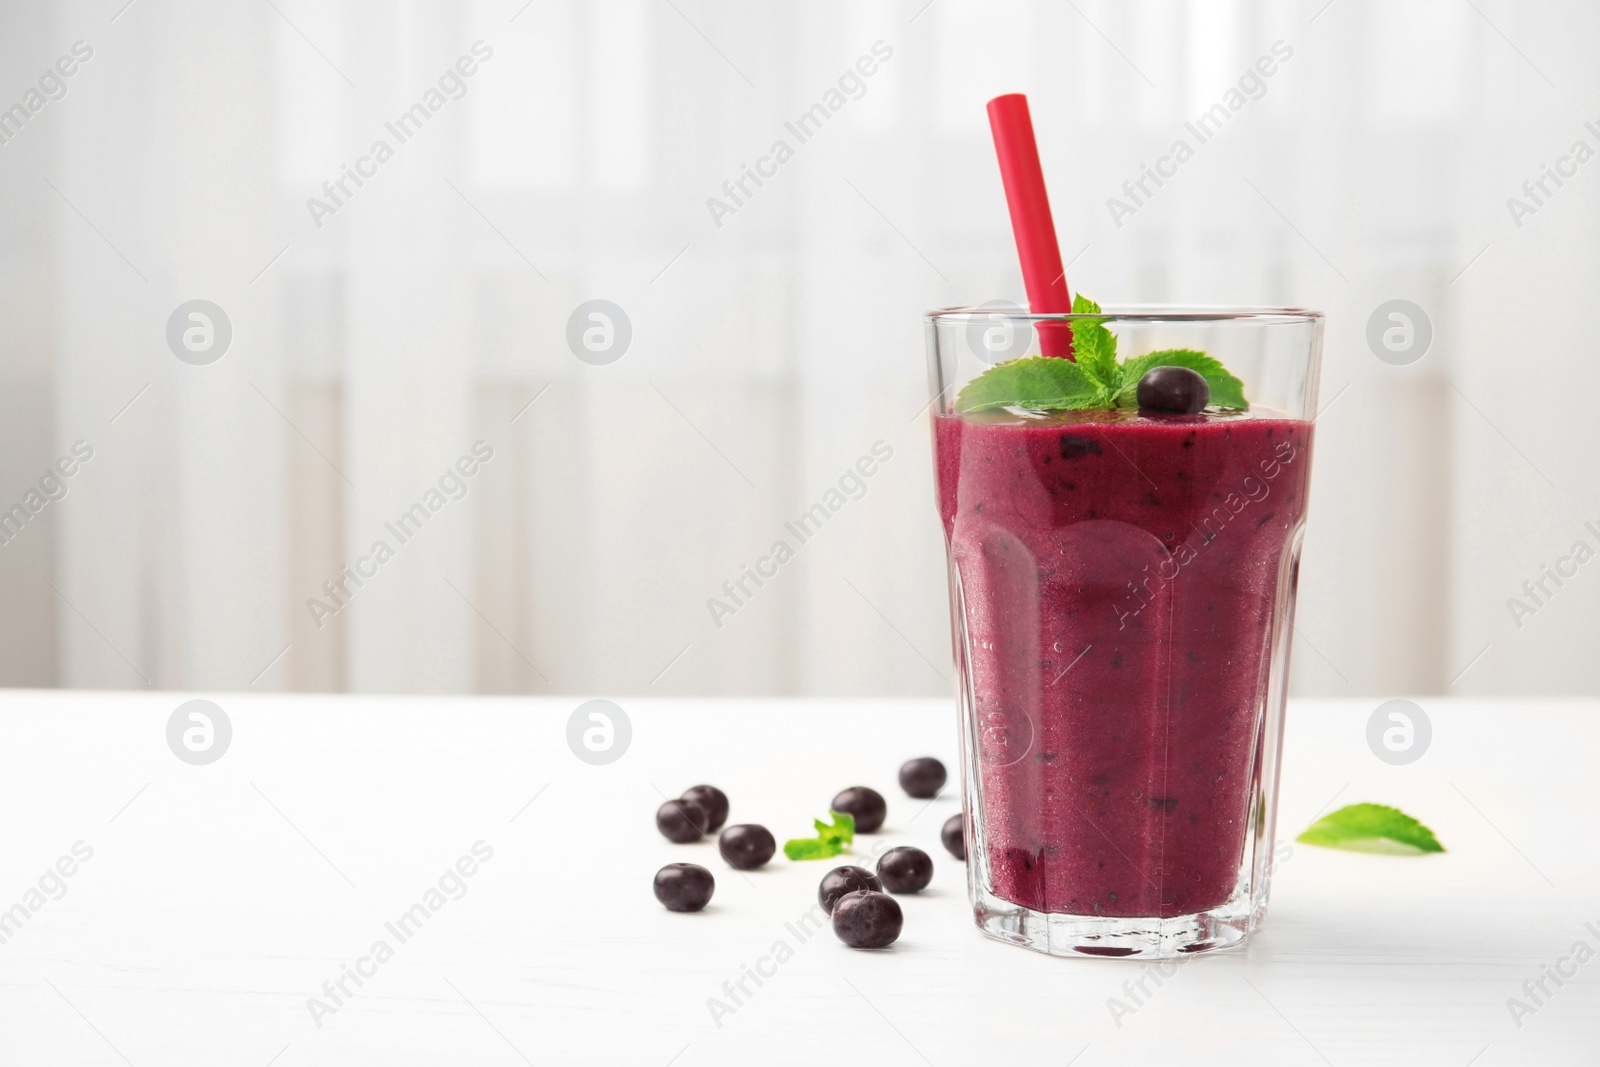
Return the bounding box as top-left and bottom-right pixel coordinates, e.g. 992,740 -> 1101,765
0,692 -> 1595,1066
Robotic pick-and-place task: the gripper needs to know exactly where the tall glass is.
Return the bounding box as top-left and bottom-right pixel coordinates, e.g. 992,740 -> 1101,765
926,306 -> 1322,958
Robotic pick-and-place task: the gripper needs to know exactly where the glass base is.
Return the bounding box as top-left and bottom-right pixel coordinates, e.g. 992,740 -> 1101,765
971,883 -> 1261,959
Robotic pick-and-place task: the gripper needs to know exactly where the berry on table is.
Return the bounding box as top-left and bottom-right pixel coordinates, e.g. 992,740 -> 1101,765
831,890 -> 903,948
818,865 -> 883,914
941,813 -> 966,861
680,785 -> 729,832
653,863 -> 714,912
718,824 -> 776,870
877,846 -> 933,893
830,786 -> 887,833
898,757 -> 947,799
656,798 -> 710,843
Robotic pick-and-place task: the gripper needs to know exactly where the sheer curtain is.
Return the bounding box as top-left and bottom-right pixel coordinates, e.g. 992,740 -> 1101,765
1,0 -> 1595,697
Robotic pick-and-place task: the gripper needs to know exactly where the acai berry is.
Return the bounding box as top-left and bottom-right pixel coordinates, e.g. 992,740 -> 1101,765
830,786 -> 887,833
898,757 -> 946,799
1136,365 -> 1209,415
653,863 -> 714,912
941,813 -> 966,861
877,846 -> 934,893
680,784 -> 729,832
831,890 -> 903,949
717,824 -> 776,870
656,797 -> 710,843
818,865 -> 883,914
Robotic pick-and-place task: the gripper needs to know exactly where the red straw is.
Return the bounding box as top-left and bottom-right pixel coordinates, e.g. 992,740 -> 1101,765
986,93 -> 1072,358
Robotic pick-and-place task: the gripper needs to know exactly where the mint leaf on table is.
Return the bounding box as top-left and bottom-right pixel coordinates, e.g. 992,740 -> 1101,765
954,293 -> 1250,414
784,837 -> 845,861
815,810 -> 855,845
1115,349 -> 1249,411
783,810 -> 856,861
1296,803 -> 1445,855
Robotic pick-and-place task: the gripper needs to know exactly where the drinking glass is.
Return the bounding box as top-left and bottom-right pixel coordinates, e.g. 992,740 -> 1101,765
926,305 -> 1322,957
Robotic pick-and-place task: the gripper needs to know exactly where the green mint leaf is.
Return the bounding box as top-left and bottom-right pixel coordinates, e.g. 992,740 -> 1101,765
1068,293 -> 1121,398
1296,803 -> 1445,855
955,356 -> 1100,414
1116,349 -> 1250,411
783,836 -> 845,861
953,295 -> 1253,413
784,810 -> 856,860
816,810 -> 855,846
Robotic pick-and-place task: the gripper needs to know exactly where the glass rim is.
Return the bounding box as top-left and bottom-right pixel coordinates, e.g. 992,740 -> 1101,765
924,304 -> 1323,326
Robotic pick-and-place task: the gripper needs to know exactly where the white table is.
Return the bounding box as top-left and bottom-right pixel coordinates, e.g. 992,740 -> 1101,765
1,693 -> 1595,1066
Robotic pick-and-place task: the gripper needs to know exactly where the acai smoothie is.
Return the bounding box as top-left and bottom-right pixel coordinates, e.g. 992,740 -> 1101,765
935,407 -> 1312,918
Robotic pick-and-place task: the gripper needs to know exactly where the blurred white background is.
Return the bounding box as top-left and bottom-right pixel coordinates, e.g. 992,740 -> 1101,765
0,0 -> 1594,698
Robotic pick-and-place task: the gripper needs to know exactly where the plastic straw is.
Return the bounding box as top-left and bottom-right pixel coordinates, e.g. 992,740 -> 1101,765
986,93 -> 1072,358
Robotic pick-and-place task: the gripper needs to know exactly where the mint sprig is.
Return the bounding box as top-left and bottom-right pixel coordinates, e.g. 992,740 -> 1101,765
782,810 -> 856,861
954,293 -> 1249,414
1067,293 -> 1121,397
1296,803 -> 1445,855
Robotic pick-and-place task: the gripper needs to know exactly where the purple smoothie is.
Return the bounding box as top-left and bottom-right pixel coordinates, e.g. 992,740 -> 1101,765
935,408 -> 1312,918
